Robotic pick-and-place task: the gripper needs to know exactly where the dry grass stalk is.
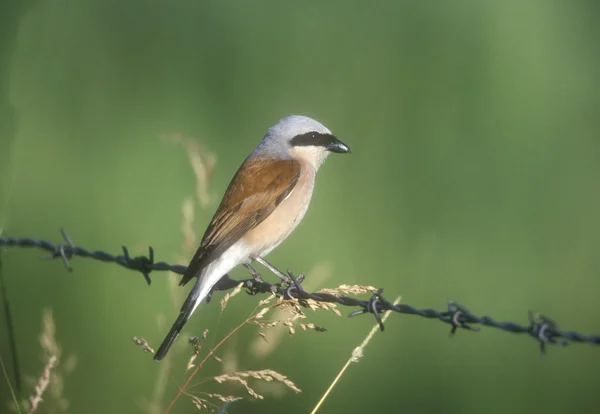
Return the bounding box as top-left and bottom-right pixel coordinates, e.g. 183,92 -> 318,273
250,263 -> 333,358
250,320 -> 279,330
299,323 -> 327,332
302,299 -> 343,316
161,132 -> 216,208
166,198 -> 201,321
189,393 -> 242,411
180,198 -> 198,253
21,308 -> 74,413
186,355 -> 198,373
215,375 -> 262,400
141,196 -> 204,413
213,369 -> 301,400
165,301 -> 301,412
27,355 -> 57,414
186,337 -> 202,372
257,294 -> 276,307
190,395 -> 208,410
309,296 -> 402,414
220,282 -> 244,311
254,307 -> 270,319
185,333 -> 224,373
203,393 -> 242,403
159,194 -> 206,372
157,131 -> 216,395
265,295 -> 340,337
248,295 -> 336,345
132,337 -> 155,354
40,309 -> 60,357
317,284 -> 378,296
208,349 -> 223,363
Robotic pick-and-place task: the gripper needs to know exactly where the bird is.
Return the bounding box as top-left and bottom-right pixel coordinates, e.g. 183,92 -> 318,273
154,115 -> 350,361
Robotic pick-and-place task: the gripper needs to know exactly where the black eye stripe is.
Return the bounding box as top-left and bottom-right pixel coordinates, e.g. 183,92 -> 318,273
290,132 -> 337,148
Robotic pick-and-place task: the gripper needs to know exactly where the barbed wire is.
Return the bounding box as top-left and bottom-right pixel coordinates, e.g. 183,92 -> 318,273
1,228 -> 599,355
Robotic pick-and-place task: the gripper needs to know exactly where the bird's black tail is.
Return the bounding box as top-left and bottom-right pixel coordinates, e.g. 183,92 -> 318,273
154,279 -> 201,361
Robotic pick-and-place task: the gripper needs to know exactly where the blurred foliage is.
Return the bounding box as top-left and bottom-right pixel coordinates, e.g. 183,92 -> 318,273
1,0 -> 600,413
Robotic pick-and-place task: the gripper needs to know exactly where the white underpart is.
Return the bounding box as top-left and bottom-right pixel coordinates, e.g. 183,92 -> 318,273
291,146 -> 329,170
189,241 -> 251,315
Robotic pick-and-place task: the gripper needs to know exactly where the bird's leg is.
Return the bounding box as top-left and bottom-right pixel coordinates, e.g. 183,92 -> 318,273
254,256 -> 293,284
243,263 -> 264,284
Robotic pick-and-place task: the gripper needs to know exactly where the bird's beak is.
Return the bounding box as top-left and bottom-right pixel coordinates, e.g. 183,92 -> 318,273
326,136 -> 351,154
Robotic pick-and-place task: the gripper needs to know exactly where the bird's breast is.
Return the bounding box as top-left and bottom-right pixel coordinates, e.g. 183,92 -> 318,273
243,164 -> 316,257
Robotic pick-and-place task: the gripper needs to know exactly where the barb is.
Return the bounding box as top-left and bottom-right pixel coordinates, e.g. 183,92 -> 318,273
1,229 -> 186,285
1,229 -> 599,354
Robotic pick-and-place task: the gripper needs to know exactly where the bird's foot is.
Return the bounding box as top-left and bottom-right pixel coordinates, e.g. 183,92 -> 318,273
254,256 -> 294,284
244,263 -> 265,284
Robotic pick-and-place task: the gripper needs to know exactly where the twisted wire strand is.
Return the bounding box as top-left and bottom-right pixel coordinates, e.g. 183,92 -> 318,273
1,228 -> 599,354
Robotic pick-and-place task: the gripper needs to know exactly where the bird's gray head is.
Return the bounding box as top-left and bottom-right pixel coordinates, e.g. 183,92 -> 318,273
253,115 -> 351,169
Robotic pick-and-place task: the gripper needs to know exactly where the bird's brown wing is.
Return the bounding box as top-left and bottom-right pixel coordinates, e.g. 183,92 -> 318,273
179,157 -> 302,286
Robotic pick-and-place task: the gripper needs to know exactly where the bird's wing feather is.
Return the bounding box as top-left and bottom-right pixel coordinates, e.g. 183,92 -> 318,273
179,158 -> 301,286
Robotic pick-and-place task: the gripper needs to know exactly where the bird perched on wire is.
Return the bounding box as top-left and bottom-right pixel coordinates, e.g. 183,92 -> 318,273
154,115 -> 350,361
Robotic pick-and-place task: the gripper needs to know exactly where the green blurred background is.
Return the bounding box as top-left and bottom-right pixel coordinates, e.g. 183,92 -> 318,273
1,0 -> 600,413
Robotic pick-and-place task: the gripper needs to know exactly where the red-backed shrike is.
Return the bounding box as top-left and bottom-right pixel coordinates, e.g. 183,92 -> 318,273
154,115 -> 350,360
